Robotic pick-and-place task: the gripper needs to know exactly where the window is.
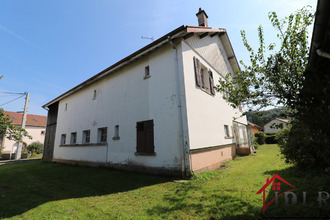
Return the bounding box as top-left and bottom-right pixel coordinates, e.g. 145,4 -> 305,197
70,132 -> 77,144
224,125 -> 230,137
144,66 -> 150,79
93,90 -> 97,100
98,127 -> 107,143
136,120 -> 154,154
65,103 -> 68,111
113,125 -> 120,140
193,57 -> 215,95
61,134 -> 66,145
41,130 -> 45,135
82,130 -> 90,144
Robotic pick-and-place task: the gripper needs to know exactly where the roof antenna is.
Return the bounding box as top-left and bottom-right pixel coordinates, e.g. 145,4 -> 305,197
141,36 -> 154,42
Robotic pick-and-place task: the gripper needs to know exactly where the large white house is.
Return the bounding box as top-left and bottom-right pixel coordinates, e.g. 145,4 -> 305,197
42,9 -> 252,177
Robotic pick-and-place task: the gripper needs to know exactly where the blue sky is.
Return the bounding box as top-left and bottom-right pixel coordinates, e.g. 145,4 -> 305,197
0,0 -> 317,116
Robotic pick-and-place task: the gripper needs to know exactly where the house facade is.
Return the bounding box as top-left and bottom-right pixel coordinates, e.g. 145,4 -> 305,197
0,111 -> 47,159
263,118 -> 289,134
247,121 -> 261,135
42,9 -> 250,177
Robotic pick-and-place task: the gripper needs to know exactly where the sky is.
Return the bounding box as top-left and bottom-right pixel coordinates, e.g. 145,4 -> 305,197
0,0 -> 317,116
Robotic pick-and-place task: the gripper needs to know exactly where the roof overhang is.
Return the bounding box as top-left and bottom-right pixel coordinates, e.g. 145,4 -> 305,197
43,25 -> 240,109
308,0 -> 330,66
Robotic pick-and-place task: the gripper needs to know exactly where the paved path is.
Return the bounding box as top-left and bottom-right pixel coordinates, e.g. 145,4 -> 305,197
0,158 -> 41,165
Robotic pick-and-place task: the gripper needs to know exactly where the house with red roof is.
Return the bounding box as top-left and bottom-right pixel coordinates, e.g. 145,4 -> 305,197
0,111 -> 47,159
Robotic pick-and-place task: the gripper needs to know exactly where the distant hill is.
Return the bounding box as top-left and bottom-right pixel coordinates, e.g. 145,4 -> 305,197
246,107 -> 288,127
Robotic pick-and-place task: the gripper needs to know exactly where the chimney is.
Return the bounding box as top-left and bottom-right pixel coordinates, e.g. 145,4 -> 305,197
196,8 -> 208,27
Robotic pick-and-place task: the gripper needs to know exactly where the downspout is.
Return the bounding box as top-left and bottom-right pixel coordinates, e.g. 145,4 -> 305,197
168,36 -> 188,178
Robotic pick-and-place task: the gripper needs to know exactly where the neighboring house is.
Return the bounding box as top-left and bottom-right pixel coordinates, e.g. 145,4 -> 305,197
247,121 -> 261,135
0,111 -> 47,159
42,8 -> 251,177
263,118 -> 289,134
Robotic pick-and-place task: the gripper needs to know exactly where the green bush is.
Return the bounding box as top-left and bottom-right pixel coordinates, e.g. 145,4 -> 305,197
277,121 -> 321,169
254,132 -> 265,145
27,141 -> 43,154
265,134 -> 278,144
253,137 -> 259,149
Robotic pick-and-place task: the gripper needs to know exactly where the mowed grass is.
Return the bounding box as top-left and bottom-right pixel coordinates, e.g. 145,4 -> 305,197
0,145 -> 329,219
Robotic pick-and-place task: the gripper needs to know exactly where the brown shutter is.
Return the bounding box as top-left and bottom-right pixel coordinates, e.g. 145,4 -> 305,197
136,120 -> 154,153
193,57 -> 202,87
136,122 -> 144,152
209,69 -> 215,95
144,120 -> 154,153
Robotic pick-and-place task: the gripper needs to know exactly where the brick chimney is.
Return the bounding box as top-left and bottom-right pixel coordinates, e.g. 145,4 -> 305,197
196,8 -> 208,27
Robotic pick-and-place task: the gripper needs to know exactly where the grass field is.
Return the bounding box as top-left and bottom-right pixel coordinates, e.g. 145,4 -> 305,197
0,145 -> 329,219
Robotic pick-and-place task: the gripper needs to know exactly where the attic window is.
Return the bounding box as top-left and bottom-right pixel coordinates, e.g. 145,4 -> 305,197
65,103 -> 68,111
93,90 -> 97,100
32,119 -> 37,122
193,57 -> 215,95
11,117 -> 16,119
144,66 -> 151,79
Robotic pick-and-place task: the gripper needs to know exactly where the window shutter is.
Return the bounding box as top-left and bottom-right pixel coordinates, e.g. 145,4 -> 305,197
136,120 -> 154,153
193,57 -> 202,87
136,122 -> 145,152
209,69 -> 215,95
144,120 -> 154,153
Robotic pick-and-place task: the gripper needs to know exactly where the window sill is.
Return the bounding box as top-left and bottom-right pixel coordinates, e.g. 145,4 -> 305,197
143,75 -> 151,80
225,136 -> 234,139
112,136 -> 120,140
60,143 -> 108,147
135,152 -> 156,156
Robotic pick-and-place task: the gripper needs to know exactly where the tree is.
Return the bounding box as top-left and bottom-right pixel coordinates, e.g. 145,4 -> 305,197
0,108 -> 31,143
215,6 -> 314,114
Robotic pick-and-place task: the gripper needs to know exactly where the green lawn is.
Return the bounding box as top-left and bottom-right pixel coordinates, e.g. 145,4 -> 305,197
0,145 -> 329,219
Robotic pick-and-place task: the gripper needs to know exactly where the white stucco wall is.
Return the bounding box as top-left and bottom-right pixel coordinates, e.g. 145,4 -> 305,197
1,126 -> 46,153
53,44 -> 183,170
181,35 -> 247,150
264,119 -> 288,133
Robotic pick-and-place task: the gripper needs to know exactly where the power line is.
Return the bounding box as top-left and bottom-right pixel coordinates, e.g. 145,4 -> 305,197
0,94 -> 25,107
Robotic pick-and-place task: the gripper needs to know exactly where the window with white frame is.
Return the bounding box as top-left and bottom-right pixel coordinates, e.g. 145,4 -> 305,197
144,66 -> 150,79
82,130 -> 90,144
98,127 -> 107,143
113,125 -> 120,140
61,134 -> 66,145
70,132 -> 77,144
224,125 -> 230,137
193,57 -> 215,95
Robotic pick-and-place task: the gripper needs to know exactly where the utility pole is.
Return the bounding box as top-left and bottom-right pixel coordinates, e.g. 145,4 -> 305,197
15,92 -> 29,160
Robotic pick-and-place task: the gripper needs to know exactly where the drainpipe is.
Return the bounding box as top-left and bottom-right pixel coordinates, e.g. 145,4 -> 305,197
168,36 -> 188,178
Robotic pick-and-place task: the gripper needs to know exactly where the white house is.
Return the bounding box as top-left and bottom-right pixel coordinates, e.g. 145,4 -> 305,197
0,111 -> 47,159
42,9 -> 252,177
263,118 -> 289,134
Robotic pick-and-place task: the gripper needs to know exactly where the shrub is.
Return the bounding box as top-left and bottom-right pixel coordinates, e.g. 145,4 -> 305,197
265,134 -> 278,144
254,132 -> 265,145
253,137 -> 259,149
27,141 -> 43,154
277,121 -> 321,169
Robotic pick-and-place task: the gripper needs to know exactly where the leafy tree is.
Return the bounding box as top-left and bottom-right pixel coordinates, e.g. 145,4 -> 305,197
215,6 -> 314,113
0,109 -> 31,143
